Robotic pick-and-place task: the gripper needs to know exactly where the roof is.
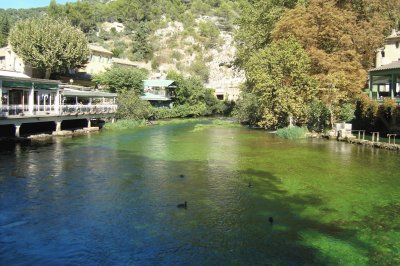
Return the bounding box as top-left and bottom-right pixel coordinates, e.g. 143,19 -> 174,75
89,44 -> 113,55
62,88 -> 117,98
0,73 -> 60,85
112,57 -> 138,67
140,92 -> 171,101
369,61 -> 400,72
0,70 -> 30,78
143,79 -> 176,87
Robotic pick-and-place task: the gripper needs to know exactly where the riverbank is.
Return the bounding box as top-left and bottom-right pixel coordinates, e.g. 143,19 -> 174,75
0,127 -> 100,146
307,132 -> 400,151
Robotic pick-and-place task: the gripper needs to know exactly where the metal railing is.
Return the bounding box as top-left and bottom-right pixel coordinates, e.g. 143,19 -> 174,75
0,104 -> 117,117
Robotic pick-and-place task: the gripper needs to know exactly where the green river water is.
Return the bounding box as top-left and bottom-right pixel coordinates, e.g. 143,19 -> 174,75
0,119 -> 399,265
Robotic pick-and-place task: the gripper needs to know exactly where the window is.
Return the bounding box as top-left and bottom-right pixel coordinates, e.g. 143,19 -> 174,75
381,51 -> 385,57
396,41 -> 399,48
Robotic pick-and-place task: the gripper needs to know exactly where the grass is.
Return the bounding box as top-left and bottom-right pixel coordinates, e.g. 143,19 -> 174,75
103,119 -> 147,130
276,126 -> 309,140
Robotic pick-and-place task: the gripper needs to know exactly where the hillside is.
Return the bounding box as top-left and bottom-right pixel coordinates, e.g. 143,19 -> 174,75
0,0 -> 246,100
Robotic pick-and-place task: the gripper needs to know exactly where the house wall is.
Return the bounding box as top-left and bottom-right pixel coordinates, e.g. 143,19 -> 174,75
376,30 -> 400,67
0,47 -> 32,77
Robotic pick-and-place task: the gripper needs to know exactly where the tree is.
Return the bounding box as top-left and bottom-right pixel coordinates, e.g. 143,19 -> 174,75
271,0 -> 379,100
131,22 -> 153,61
9,15 -> 89,78
233,91 -> 262,125
270,0 -> 392,127
0,15 -> 10,47
116,89 -> 152,120
166,71 -> 205,105
234,0 -> 300,67
244,38 -> 317,129
93,65 -> 148,94
47,0 -> 62,17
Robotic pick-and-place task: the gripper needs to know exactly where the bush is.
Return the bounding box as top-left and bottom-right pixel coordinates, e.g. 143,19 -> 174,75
116,90 -> 152,120
276,126 -> 308,139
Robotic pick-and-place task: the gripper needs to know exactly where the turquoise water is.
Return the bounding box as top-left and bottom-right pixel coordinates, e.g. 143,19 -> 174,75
0,120 -> 399,265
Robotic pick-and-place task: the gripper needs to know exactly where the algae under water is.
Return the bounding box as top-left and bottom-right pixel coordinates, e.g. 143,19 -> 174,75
0,120 -> 399,265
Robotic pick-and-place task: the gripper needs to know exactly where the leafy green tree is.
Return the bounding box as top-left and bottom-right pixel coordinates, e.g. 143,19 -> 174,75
233,91 -> 262,125
245,38 -> 317,129
0,15 -> 10,47
234,0 -> 299,67
116,89 -> 152,120
47,0 -> 63,17
9,15 -> 89,78
131,22 -> 153,61
64,2 -> 98,33
166,70 -> 205,105
93,66 -> 148,94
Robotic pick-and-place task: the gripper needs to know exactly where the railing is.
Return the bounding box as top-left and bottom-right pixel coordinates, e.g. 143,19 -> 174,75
1,104 -> 29,115
60,104 -> 117,115
0,104 -> 117,117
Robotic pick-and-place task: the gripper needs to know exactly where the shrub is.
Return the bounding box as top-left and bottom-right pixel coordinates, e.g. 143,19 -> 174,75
116,90 -> 152,120
276,126 -> 308,139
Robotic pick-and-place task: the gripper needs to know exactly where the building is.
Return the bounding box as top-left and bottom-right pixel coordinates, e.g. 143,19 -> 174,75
0,44 -> 139,79
369,29 -> 400,102
0,71 -> 117,137
142,79 -> 176,107
0,46 -> 33,77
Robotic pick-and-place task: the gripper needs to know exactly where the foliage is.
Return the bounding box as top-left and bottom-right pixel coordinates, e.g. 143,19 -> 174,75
152,104 -> 208,119
93,66 -> 148,94
167,71 -> 206,105
271,0 -> 389,98
116,89 -> 152,120
0,14 -> 10,47
104,119 -> 147,130
244,38 -> 317,129
276,126 -> 309,140
189,55 -> 210,82
9,15 -> 89,78
232,91 -> 262,125
234,0 -> 297,67
131,22 -> 153,61
48,0 -> 98,33
306,100 -> 331,132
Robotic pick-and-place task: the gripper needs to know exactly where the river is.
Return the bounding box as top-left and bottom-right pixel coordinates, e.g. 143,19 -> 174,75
1,120 -> 399,265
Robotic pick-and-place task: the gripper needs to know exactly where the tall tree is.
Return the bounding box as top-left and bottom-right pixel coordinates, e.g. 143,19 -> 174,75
9,15 -> 89,78
0,15 -> 10,47
234,0 -> 300,67
272,0 -> 369,99
244,38 -> 317,129
93,65 -> 148,94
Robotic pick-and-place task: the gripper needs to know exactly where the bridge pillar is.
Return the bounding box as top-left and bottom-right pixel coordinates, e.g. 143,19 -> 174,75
87,119 -> 91,128
15,124 -> 21,137
55,121 -> 62,132
111,117 -> 115,123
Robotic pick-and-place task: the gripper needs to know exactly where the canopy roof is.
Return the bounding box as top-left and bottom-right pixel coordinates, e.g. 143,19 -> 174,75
143,80 -> 176,88
0,74 -> 60,90
370,61 -> 400,73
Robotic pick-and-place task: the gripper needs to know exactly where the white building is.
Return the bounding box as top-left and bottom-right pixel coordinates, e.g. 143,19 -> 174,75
369,29 -> 400,100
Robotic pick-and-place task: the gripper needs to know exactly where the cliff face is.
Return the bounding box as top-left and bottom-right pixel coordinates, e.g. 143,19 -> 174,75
101,15 -> 244,101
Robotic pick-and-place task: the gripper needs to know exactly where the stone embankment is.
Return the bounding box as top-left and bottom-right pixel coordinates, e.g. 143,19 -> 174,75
307,132 -> 400,151
1,127 -> 100,145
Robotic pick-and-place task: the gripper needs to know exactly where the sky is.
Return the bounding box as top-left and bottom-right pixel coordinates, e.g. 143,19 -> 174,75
0,0 -> 77,9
